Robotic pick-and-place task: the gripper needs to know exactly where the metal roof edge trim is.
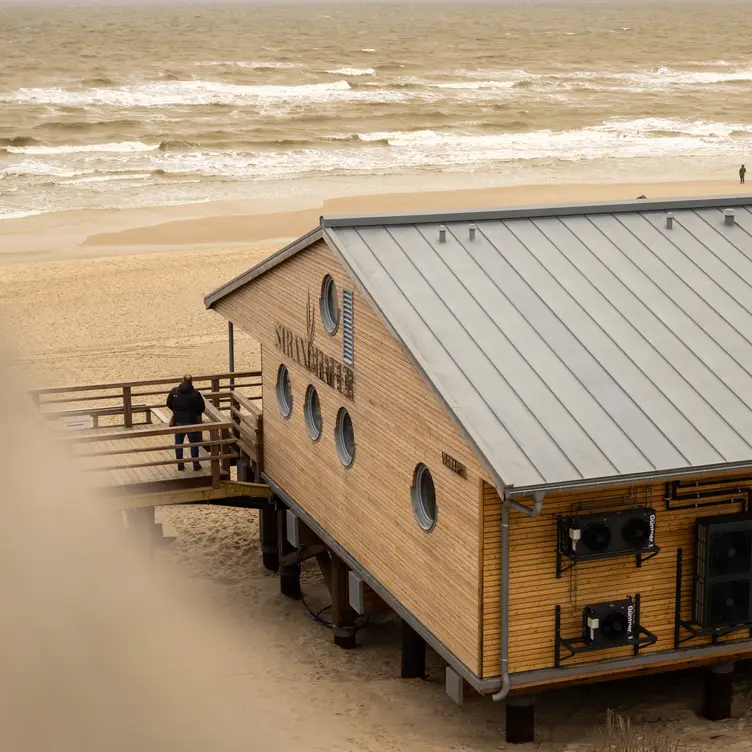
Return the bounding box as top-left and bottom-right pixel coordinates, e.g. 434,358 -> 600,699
505,459 -> 752,499
324,226 -> 509,495
320,194 -> 752,228
204,226 -> 323,309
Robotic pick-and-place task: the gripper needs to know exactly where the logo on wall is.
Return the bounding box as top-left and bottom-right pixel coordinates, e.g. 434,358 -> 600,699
275,288 -> 354,400
306,290 -> 316,345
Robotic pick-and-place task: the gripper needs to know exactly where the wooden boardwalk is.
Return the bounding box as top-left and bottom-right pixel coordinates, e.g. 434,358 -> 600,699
32,371 -> 270,509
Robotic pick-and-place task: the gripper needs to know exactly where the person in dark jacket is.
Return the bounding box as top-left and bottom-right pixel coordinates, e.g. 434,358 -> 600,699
741,164 -> 747,185
166,375 -> 206,471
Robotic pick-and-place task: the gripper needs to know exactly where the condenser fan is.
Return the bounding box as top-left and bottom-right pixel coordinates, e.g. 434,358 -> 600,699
582,523 -> 612,552
622,518 -> 651,549
709,580 -> 750,625
710,531 -> 752,576
601,612 -> 629,642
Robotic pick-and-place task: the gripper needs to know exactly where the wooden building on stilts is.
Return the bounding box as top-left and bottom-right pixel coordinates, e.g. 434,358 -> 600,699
205,196 -> 752,743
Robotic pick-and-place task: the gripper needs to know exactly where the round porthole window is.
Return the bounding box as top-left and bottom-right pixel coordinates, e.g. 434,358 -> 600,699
335,407 -> 355,467
320,274 -> 340,335
411,464 -> 437,532
276,364 -> 293,419
304,385 -> 322,441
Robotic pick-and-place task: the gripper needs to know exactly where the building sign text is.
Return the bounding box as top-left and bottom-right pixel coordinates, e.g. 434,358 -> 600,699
275,324 -> 354,400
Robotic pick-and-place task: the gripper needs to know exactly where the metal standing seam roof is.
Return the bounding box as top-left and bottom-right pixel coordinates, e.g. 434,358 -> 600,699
206,196 -> 752,496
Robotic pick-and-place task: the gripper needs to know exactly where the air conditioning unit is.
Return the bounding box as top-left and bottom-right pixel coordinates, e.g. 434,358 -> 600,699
563,507 -> 657,560
582,598 -> 635,649
694,512 -> 752,628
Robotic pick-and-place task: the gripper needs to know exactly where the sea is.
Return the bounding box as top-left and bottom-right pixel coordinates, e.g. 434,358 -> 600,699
2,0 -> 752,219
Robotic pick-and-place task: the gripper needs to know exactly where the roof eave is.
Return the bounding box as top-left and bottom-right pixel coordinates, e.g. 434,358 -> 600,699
504,459 -> 752,500
204,226 -> 323,309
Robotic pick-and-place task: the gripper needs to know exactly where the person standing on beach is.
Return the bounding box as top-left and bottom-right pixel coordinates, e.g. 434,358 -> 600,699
166,375 -> 205,471
741,165 -> 747,184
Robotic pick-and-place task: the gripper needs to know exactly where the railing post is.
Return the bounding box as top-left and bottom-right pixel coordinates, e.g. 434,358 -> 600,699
210,428 -> 221,488
122,386 -> 133,428
210,378 -> 220,408
221,425 -> 231,474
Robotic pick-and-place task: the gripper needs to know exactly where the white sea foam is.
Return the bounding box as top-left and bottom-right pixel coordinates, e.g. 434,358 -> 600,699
434,80 -> 517,90
361,48 -> 376,52
7,141 -> 157,155
0,209 -> 43,220
326,67 -> 376,76
60,173 -> 152,185
198,61 -> 304,69
1,80 -> 357,107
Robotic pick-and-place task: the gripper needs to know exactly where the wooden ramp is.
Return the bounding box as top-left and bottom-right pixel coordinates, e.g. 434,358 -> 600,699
31,371 -> 270,511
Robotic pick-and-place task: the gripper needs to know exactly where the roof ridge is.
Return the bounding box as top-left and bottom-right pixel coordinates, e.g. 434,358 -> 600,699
321,194 -> 752,228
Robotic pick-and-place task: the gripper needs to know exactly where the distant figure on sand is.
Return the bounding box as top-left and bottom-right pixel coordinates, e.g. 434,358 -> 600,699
741,165 -> 746,184
166,375 -> 205,471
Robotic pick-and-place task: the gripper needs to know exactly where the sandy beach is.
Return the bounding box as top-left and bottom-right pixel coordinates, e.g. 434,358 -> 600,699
2,180 -> 752,750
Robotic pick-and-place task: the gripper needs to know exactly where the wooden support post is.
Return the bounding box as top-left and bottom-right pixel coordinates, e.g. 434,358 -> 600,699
209,428 -> 221,488
255,414 -> 264,481
221,425 -> 231,474
277,504 -> 301,599
505,695 -> 536,745
331,552 -> 357,649
259,501 -> 279,572
228,321 -> 235,388
703,661 -> 735,721
122,385 -> 133,428
400,619 -> 426,678
210,377 -> 220,408
236,454 -> 250,482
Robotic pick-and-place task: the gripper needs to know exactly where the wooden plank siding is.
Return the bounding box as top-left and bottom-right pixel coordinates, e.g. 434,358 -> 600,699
214,239 -> 486,672
481,474 -> 752,681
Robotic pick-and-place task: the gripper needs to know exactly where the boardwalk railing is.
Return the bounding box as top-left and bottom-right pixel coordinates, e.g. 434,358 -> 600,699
30,371 -> 264,489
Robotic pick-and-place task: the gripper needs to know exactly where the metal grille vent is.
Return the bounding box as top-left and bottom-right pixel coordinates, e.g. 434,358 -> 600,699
342,289 -> 354,366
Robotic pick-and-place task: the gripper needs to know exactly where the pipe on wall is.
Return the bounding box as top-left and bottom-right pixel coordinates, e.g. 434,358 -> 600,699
492,490 -> 545,702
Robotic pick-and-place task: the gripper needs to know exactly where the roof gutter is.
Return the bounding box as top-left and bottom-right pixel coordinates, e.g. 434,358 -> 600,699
492,489 -> 544,702
504,458 -> 752,500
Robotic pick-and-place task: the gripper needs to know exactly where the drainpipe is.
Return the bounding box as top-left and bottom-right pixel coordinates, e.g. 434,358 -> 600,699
492,489 -> 545,702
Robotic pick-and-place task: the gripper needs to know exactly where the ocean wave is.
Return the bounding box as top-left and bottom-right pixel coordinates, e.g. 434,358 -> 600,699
434,80 -> 517,90
0,80 -> 378,108
59,173 -> 152,185
0,136 -> 43,148
198,61 -> 305,70
326,67 -> 376,76
6,141 -> 158,155
4,116 -> 752,186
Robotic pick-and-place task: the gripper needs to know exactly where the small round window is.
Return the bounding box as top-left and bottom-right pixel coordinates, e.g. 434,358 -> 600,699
411,464 -> 437,532
304,385 -> 322,441
276,364 -> 293,419
335,407 -> 355,467
320,274 -> 340,335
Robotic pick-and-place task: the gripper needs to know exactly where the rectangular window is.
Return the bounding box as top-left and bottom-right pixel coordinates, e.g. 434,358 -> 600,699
342,289 -> 354,366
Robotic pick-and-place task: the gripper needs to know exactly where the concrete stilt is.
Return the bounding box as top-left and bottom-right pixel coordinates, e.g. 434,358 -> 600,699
277,504 -> 300,599
445,666 -> 464,705
124,506 -> 160,557
506,695 -> 535,744
331,552 -> 357,649
400,620 -> 426,678
703,661 -> 735,721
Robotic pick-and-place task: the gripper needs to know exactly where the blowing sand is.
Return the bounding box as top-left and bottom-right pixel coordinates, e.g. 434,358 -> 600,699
1,181 -> 751,750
